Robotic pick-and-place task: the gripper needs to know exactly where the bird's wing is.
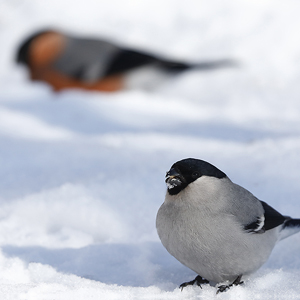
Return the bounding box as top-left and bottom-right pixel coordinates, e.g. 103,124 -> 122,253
260,201 -> 288,230
243,200 -> 287,233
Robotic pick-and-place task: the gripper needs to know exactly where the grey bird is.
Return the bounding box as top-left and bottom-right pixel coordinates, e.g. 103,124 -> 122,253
156,158 -> 300,293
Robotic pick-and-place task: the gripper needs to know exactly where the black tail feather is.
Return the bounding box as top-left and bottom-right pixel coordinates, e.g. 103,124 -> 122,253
280,218 -> 300,240
106,48 -> 238,75
284,218 -> 300,229
158,58 -> 238,73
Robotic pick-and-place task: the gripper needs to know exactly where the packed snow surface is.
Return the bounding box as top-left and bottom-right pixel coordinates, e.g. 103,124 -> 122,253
1,0 -> 300,299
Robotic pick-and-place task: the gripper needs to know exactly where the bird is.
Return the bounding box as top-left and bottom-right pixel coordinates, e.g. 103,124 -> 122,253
16,29 -> 236,92
156,158 -> 300,293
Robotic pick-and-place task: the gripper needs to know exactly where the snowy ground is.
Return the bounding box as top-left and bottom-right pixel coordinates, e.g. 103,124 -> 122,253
1,0 -> 300,299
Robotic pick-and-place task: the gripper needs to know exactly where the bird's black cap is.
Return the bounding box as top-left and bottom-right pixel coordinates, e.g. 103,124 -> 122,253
166,158 -> 226,195
16,29 -> 54,65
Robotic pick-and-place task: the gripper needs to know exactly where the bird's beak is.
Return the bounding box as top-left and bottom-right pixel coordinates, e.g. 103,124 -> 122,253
165,168 -> 183,189
166,168 -> 180,179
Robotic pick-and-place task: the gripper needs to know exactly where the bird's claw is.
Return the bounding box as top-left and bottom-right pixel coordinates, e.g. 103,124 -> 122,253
180,275 -> 209,291
216,275 -> 244,294
216,284 -> 230,294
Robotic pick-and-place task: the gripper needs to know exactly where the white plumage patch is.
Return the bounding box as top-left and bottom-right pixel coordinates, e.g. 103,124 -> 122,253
254,215 -> 265,232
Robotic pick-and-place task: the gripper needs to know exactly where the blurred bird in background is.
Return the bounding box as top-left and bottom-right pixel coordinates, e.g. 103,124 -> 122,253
16,29 -> 236,92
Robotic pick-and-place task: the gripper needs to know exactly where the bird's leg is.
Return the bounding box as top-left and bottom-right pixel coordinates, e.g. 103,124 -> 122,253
180,275 -> 209,290
216,275 -> 244,294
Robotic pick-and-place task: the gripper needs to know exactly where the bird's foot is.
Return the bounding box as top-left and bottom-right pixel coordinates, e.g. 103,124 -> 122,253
216,275 -> 244,294
180,275 -> 209,291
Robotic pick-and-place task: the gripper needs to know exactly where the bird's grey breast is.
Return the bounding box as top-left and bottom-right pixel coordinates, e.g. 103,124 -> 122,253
156,178 -> 278,282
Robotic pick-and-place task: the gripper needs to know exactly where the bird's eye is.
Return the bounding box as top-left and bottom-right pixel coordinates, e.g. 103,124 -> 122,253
192,171 -> 200,178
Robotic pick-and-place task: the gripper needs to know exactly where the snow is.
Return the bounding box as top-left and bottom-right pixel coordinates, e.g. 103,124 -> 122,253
1,0 -> 300,298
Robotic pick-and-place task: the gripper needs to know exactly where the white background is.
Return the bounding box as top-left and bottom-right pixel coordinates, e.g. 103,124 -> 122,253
0,0 -> 300,298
